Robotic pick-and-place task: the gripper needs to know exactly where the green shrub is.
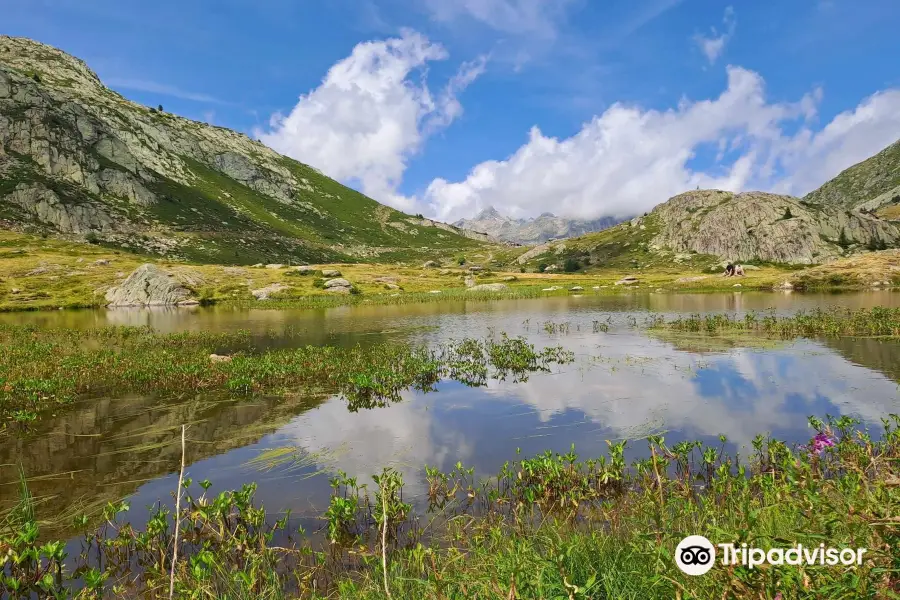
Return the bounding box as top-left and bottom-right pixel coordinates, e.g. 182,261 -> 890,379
563,258 -> 580,272
537,263 -> 548,273
312,278 -> 325,288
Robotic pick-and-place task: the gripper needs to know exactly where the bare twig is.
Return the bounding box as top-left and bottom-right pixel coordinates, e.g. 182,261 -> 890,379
381,484 -> 393,600
169,425 -> 186,600
650,444 -> 665,509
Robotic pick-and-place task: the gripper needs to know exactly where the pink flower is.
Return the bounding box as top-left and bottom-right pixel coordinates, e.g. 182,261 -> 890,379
809,432 -> 836,455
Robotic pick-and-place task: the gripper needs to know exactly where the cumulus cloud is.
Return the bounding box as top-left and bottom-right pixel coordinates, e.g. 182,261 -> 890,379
423,67 -> 900,222
769,89 -> 900,196
257,30 -> 484,212
694,6 -> 736,65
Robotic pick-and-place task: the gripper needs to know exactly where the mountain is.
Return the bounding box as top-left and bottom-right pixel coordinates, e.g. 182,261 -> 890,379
803,139 -> 900,214
511,139 -> 900,268
454,206 -> 624,244
648,189 -> 898,263
0,36 -> 487,264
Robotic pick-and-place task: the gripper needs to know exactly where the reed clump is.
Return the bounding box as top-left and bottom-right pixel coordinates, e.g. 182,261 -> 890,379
655,307 -> 900,338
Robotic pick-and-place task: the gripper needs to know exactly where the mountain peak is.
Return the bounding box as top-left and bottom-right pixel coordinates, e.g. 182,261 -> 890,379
476,206 -> 503,219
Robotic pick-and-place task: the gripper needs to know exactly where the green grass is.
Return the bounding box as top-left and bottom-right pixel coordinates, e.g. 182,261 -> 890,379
0,325 -> 573,424
652,307 -> 900,338
3,414 -> 898,598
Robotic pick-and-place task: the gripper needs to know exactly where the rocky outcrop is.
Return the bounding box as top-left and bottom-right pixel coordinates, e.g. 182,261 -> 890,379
5,183 -> 118,234
650,190 -> 900,264
105,264 -> 197,306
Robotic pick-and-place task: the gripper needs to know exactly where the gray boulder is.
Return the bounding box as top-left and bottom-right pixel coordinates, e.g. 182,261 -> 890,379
324,278 -> 352,293
467,283 -> 508,292
105,264 -> 198,307
251,283 -> 289,300
322,269 -> 342,277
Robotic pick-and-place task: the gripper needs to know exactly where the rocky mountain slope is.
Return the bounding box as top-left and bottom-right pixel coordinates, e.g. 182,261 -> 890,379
803,139 -> 900,213
454,206 -> 623,244
0,36 -> 487,264
508,140 -> 900,268
649,189 -> 899,263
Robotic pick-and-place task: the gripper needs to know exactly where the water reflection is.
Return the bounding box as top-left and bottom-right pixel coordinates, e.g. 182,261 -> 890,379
5,323 -> 897,542
3,291 -> 898,340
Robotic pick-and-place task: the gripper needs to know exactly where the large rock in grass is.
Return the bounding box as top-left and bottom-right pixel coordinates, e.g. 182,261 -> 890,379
324,278 -> 353,293
251,283 -> 289,300
105,264 -> 198,307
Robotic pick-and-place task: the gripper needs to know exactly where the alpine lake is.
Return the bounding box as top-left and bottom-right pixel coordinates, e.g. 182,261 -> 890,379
3,290 -> 899,544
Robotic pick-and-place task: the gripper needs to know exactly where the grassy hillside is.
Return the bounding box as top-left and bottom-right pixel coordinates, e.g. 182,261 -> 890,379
0,36 -> 486,265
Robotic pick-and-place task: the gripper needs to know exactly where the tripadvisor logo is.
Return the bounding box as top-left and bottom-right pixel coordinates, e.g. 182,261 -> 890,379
674,535 -> 867,575
675,535 -> 716,576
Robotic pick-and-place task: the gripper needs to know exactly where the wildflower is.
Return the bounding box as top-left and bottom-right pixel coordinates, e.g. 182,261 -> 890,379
809,432 -> 836,455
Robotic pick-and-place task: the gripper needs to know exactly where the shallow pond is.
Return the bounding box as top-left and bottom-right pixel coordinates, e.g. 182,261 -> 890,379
2,291 -> 899,539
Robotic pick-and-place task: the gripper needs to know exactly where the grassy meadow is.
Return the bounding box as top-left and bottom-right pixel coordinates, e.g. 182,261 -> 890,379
2,231 -> 899,313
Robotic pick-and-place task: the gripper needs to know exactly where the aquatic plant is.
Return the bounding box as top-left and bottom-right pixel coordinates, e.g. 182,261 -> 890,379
0,326 -> 573,424
658,307 -> 900,338
2,414 -> 898,598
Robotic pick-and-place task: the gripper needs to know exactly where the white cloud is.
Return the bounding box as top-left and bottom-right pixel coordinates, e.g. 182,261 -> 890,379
694,6 -> 736,65
770,89 -> 900,196
423,66 -> 900,222
257,30 -> 484,212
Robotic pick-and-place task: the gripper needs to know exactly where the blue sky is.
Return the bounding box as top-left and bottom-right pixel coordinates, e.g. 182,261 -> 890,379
4,0 -> 900,220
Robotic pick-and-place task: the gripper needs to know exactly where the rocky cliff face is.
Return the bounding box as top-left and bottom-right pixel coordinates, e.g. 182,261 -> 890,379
454,206 -> 624,244
0,36 -> 483,264
648,190 -> 900,264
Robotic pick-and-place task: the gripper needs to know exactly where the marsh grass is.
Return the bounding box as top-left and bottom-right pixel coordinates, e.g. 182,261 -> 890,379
655,307 -> 900,338
0,325 -> 573,424
2,415 -> 899,598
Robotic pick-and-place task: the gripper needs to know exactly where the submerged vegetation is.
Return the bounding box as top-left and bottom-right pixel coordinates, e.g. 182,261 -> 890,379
0,325 -> 573,424
2,415 -> 899,598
